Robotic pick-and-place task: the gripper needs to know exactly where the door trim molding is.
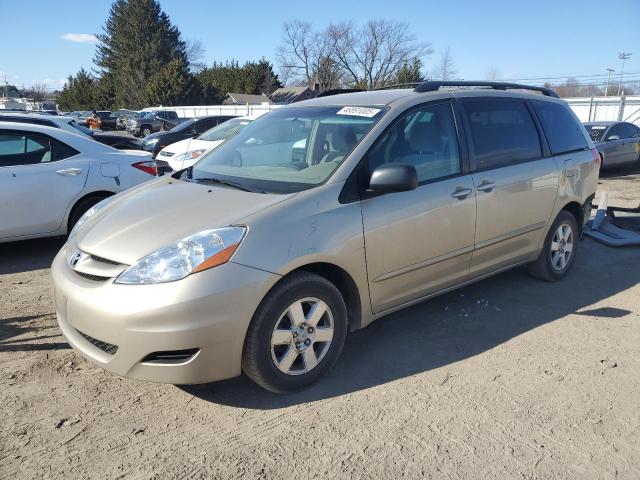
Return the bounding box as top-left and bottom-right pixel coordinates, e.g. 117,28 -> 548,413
475,221 -> 547,250
374,245 -> 474,283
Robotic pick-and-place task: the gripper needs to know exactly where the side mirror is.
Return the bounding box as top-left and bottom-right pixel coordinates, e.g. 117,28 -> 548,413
607,135 -> 620,141
368,164 -> 418,194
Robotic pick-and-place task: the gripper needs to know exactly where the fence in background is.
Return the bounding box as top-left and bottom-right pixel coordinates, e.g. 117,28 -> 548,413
566,96 -> 640,125
143,96 -> 640,126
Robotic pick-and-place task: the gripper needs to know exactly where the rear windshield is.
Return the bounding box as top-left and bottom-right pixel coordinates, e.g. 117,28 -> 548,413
584,125 -> 608,142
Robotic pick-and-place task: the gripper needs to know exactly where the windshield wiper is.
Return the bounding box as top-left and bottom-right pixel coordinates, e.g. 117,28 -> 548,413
193,176 -> 255,193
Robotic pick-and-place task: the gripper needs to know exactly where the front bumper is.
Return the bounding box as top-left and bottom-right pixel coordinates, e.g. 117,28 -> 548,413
51,244 -> 279,384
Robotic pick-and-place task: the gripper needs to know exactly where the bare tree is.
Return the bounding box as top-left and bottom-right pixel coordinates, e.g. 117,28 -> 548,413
276,21 -> 316,87
24,82 -> 50,103
431,47 -> 458,81
327,20 -> 432,89
185,38 -> 206,73
485,67 -> 501,81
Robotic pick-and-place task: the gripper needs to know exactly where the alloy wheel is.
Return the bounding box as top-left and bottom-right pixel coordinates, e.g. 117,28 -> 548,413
550,223 -> 574,271
270,297 -> 334,375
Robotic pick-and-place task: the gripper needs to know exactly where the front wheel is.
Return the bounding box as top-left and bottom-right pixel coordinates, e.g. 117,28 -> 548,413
526,211 -> 579,282
141,125 -> 152,137
242,272 -> 348,393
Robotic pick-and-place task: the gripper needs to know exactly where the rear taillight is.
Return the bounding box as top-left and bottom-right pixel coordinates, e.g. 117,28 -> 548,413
132,160 -> 157,176
591,148 -> 601,169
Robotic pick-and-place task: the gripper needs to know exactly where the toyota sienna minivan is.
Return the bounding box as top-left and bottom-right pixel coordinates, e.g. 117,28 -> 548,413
52,81 -> 599,393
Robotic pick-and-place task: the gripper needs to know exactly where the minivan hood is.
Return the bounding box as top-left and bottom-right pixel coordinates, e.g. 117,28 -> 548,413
76,177 -> 294,265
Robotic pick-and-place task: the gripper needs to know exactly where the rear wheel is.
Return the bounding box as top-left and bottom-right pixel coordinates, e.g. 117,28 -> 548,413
242,272 -> 348,393
526,211 -> 579,282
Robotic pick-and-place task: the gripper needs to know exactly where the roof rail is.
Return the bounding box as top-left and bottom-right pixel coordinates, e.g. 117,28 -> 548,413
371,83 -> 422,91
413,81 -> 559,98
316,88 -> 365,98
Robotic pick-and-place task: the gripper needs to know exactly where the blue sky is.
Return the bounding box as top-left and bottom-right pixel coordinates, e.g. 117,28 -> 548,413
1,0 -> 638,90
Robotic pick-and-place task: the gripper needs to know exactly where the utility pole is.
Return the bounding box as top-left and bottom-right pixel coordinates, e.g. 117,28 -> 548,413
604,68 -> 614,96
616,52 -> 632,96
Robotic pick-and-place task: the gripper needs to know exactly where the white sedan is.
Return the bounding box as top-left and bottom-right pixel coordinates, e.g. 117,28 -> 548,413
156,114 -> 262,172
0,121 -> 157,243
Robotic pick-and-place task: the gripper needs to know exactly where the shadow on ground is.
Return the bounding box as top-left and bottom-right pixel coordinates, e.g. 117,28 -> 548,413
0,237 -> 65,275
182,238 -> 640,409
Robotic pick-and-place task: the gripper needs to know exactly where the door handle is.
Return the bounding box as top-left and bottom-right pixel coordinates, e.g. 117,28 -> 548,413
451,187 -> 472,200
56,168 -> 82,176
476,181 -> 496,192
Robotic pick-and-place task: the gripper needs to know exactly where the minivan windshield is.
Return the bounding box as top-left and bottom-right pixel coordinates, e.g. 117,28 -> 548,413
198,117 -> 252,142
189,106 -> 386,193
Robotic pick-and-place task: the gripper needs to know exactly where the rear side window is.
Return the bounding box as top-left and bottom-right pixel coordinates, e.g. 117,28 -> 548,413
462,99 -> 542,170
532,100 -> 588,154
0,131 -> 79,166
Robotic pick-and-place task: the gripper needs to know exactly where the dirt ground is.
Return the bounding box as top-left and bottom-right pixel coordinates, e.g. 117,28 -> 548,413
1,168 -> 639,480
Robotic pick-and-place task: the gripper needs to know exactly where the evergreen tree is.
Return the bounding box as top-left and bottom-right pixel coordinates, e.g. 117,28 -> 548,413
146,58 -> 200,106
392,57 -> 424,85
94,0 -> 189,108
57,68 -> 96,111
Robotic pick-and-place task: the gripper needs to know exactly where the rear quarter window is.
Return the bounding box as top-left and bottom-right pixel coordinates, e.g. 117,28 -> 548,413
532,100 -> 588,154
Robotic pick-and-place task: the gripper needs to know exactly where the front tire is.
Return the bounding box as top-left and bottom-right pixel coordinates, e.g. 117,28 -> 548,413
242,272 -> 348,393
526,211 -> 579,282
141,125 -> 152,137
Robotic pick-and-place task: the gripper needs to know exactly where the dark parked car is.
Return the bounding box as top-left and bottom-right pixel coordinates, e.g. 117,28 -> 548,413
141,115 -> 237,156
584,121 -> 640,169
0,113 -> 142,150
81,111 -> 118,131
127,110 -> 181,137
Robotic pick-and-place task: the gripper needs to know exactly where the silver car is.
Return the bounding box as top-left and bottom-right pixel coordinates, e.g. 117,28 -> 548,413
51,82 -> 599,393
584,121 -> 640,170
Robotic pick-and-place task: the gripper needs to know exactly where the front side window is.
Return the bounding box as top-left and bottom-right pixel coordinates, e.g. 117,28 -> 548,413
364,101 -> 461,183
0,131 -> 78,167
190,106 -> 385,193
462,99 -> 542,170
532,100 -> 588,154
607,123 -> 639,140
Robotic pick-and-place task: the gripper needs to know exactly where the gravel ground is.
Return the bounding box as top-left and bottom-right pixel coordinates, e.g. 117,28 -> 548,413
1,168 -> 639,480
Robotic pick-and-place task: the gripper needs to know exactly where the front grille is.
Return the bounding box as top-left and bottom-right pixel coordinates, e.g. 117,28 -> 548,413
75,272 -> 111,281
90,254 -> 122,266
156,159 -> 173,176
77,330 -> 119,355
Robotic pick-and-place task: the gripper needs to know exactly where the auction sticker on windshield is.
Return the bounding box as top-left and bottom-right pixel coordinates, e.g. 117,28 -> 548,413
336,106 -> 382,118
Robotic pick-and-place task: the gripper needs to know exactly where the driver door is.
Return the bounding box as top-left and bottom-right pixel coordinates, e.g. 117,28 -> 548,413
360,101 -> 477,314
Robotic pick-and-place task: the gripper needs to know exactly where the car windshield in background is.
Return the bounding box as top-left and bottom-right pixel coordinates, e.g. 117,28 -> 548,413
189,106 -> 386,193
68,120 -> 92,135
169,118 -> 195,133
198,117 -> 252,142
585,125 -> 608,142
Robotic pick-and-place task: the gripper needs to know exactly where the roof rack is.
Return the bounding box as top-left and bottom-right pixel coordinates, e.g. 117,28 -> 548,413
413,81 -> 559,98
316,88 -> 364,98
371,83 -> 422,91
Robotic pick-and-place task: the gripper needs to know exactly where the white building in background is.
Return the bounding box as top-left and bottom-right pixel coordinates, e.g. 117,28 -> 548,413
0,97 -> 28,110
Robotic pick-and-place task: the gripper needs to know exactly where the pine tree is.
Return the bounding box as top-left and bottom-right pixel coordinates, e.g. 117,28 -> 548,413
94,0 -> 189,108
146,58 -> 200,106
392,57 -> 424,85
57,68 -> 96,111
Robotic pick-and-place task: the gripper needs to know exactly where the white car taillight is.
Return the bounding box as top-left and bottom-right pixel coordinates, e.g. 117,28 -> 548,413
132,160 -> 158,176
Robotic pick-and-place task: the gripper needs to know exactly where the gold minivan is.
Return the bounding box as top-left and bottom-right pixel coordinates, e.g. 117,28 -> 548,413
52,82 -> 599,393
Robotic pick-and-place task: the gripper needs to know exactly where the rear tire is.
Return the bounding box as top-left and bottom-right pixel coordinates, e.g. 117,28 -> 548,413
242,272 -> 348,393
67,195 -> 111,234
526,211 -> 579,282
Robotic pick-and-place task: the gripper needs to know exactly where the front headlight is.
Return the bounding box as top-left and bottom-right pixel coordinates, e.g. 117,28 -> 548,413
115,227 -> 247,285
68,196 -> 113,239
145,138 -> 159,145
173,149 -> 207,163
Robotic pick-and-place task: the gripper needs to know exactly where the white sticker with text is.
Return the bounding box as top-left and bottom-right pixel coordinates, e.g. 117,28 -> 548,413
336,106 -> 381,118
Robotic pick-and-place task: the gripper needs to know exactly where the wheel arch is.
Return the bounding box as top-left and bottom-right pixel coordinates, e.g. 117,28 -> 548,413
66,190 -> 115,233
274,262 -> 363,332
560,200 -> 585,234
